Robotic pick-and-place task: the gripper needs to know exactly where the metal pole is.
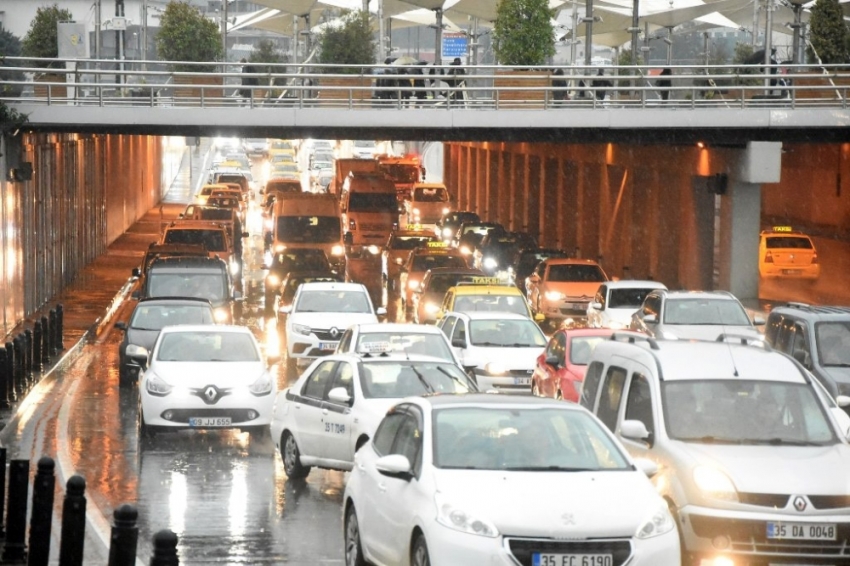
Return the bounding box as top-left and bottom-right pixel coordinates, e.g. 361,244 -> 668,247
666,27 -> 673,65
570,0 -> 578,65
584,0 -> 594,68
752,0 -> 760,46
141,0 -> 147,71
703,32 -> 709,66
95,0 -> 102,61
117,0 -> 125,85
472,17 -> 480,66
764,0 -> 774,90
631,0 -> 640,64
378,0 -> 385,60
790,4 -> 802,64
434,9 -> 443,66
222,0 -> 228,62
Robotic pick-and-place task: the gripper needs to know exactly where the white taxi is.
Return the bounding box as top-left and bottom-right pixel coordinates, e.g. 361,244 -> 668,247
270,351 -> 477,479
759,226 -> 820,280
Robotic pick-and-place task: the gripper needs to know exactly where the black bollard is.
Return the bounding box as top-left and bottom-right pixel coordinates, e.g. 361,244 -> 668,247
12,336 -> 23,396
48,310 -> 57,356
107,504 -> 139,566
58,475 -> 86,566
56,304 -> 64,350
4,342 -> 14,403
40,316 -> 49,366
3,459 -> 29,562
0,349 -> 8,409
0,447 -> 6,537
32,321 -> 42,374
150,530 -> 179,566
27,457 -> 55,566
24,329 -> 33,380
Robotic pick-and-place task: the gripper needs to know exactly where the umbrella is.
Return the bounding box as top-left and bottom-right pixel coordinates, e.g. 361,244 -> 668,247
742,48 -> 776,65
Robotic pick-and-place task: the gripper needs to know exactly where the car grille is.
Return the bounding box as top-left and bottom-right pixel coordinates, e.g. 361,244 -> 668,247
738,493 -> 790,508
560,305 -> 589,316
808,496 -> 850,510
311,329 -> 343,341
689,515 -> 850,558
160,409 -> 259,424
505,538 -> 632,566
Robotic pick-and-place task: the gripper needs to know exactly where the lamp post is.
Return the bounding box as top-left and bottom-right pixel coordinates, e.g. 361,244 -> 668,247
583,0 -> 594,69
222,0 -> 228,62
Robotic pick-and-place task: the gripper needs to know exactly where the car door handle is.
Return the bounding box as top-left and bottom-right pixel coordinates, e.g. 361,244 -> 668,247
378,482 -> 387,492
294,404 -> 301,409
322,408 -> 329,415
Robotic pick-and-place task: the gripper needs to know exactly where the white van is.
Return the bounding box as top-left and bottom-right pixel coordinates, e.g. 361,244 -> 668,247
406,183 -> 451,226
340,172 -> 398,257
272,193 -> 345,273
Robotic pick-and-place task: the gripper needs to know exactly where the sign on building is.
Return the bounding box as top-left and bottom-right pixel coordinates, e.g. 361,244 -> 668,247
57,22 -> 89,58
442,33 -> 468,60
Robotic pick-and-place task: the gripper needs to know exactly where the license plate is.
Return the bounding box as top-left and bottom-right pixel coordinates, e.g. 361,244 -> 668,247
565,302 -> 586,309
533,554 -> 612,566
189,417 -> 232,427
514,377 -> 531,385
782,269 -> 802,275
766,522 -> 836,540
319,342 -> 338,350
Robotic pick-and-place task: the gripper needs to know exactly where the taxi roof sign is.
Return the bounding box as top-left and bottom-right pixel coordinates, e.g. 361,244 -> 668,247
426,241 -> 449,248
359,341 -> 392,354
456,276 -> 509,286
772,226 -> 794,233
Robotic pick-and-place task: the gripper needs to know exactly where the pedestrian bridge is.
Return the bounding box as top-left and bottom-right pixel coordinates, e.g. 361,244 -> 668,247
4,58 -> 850,143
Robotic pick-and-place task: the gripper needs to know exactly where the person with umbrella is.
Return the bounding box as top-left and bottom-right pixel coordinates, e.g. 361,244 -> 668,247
446,57 -> 466,104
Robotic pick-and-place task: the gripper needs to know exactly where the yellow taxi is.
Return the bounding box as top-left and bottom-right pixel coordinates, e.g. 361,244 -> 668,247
759,226 -> 820,280
435,278 -> 543,322
398,242 -> 468,310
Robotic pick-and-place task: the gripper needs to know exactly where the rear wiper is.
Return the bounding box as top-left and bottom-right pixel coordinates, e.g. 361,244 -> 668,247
503,466 -> 598,472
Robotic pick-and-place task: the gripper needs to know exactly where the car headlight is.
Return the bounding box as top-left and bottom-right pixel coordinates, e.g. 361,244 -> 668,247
146,373 -> 172,397
394,257 -> 404,265
442,207 -> 450,215
274,244 -> 286,252
230,261 -> 241,276
266,274 -> 280,287
544,291 -> 565,301
214,308 -> 230,323
367,245 -> 380,255
331,244 -> 345,256
442,227 -> 452,237
412,208 -> 421,215
249,374 -> 273,396
693,466 -> 738,502
435,493 -> 499,538
425,302 -> 439,314
459,246 -> 471,255
291,323 -> 312,336
483,257 -> 498,270
484,362 -> 507,375
635,504 -> 675,539
408,279 -> 420,290
264,218 -> 273,230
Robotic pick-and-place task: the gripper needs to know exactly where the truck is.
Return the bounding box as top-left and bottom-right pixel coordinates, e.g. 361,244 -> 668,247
329,158 -> 379,195
340,172 -> 399,258
271,193 -> 346,273
376,154 -> 425,202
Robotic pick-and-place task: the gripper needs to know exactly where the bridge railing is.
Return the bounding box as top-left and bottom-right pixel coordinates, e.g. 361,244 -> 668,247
2,56 -> 848,110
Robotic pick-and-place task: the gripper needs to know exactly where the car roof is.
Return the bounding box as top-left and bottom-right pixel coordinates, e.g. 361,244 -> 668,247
149,256 -> 227,269
352,323 -> 444,334
166,221 -> 227,230
299,282 -> 366,292
425,267 -> 484,277
413,393 -> 584,410
592,336 -> 807,384
656,290 -> 737,301
769,303 -> 850,321
392,230 -> 436,238
160,324 -> 252,335
450,311 -> 531,321
542,258 -> 602,266
452,285 -> 523,296
138,297 -> 213,306
603,280 -> 668,290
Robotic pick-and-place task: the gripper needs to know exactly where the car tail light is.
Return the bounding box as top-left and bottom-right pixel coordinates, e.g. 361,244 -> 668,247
811,252 -> 818,264
392,221 -> 399,231
764,251 -> 773,263
349,219 -> 356,230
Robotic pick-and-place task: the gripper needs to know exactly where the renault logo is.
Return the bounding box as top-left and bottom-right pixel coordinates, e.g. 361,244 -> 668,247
205,387 -> 217,402
329,327 -> 340,338
793,496 -> 807,512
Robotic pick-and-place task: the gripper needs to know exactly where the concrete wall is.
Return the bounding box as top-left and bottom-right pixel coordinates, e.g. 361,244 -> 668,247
0,133 -> 164,337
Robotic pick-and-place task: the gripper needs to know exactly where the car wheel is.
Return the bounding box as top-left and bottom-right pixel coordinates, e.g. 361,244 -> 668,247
344,506 -> 367,566
411,533 -> 431,566
138,409 -> 156,440
282,432 -> 311,479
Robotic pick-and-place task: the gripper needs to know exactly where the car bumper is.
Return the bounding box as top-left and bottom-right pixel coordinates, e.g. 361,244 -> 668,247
287,333 -> 339,364
141,391 -> 274,429
474,372 -> 533,395
759,264 -> 820,279
541,300 -> 591,320
680,503 -> 850,564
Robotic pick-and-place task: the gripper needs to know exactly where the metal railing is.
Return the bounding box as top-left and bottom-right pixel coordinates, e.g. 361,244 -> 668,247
2,56 -> 848,110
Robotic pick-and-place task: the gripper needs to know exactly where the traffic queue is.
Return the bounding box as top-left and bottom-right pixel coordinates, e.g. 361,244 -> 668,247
117,138 -> 850,566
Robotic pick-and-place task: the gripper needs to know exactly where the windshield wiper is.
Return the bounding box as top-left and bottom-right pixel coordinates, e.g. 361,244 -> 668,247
503,466 -> 599,472
679,435 -> 744,444
435,366 -> 473,391
752,438 -> 830,446
823,363 -> 850,367
409,366 -> 435,394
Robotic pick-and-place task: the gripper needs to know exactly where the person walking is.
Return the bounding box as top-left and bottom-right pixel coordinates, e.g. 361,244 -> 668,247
591,68 -> 612,102
552,68 -> 568,103
657,67 -> 672,101
447,57 -> 466,104
239,58 -> 258,103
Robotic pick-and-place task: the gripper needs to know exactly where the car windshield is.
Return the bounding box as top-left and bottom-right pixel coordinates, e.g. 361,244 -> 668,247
517,252 -> 567,274
355,333 -> 453,360
276,216 -> 341,244
163,229 -> 226,252
433,408 -> 630,471
469,319 -> 546,347
816,322 -> 850,367
662,380 -> 837,445
427,274 -> 480,295
295,290 -> 370,313
608,288 -> 657,309
349,192 -> 398,212
569,336 -> 607,365
130,304 -> 214,330
217,174 -> 248,185
189,208 -> 232,221
413,187 -> 448,202
663,298 -> 750,325
156,332 -> 259,362
391,236 -> 433,250
547,264 -> 606,282
358,361 -> 474,398
354,140 -> 375,148
147,273 -> 226,301
766,236 -> 813,249
453,294 -> 528,316
411,255 -> 466,272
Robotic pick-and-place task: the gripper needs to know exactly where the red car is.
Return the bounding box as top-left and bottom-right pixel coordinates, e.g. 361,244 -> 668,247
532,328 -> 620,401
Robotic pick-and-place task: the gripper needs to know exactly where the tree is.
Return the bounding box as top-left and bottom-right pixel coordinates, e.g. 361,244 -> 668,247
1,27 -> 25,97
809,0 -> 849,64
155,1 -> 223,72
250,40 -> 288,87
317,10 -> 375,73
492,0 -> 555,66
21,4 -> 74,69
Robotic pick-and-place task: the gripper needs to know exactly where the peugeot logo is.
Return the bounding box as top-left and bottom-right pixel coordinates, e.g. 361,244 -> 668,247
793,496 -> 807,512
329,327 -> 340,339
205,387 -> 217,402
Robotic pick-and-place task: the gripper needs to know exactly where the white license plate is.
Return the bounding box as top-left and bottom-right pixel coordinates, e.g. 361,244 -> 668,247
189,417 -> 232,427
564,302 -> 586,309
766,522 -> 836,540
782,269 -> 802,275
513,377 -> 531,385
319,342 -> 338,350
533,554 -> 612,566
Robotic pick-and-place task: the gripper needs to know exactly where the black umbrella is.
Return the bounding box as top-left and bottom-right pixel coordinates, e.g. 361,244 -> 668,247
742,47 -> 777,65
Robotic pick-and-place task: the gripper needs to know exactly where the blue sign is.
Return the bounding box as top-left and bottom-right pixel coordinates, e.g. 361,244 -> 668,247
442,34 -> 468,58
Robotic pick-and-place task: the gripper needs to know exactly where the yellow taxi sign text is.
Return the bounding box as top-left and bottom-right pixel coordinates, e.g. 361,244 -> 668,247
471,276 -> 504,285
427,241 -> 449,248
771,226 -> 794,233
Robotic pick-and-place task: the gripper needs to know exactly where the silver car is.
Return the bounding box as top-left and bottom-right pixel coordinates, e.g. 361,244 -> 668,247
630,289 -> 764,341
581,333 -> 850,566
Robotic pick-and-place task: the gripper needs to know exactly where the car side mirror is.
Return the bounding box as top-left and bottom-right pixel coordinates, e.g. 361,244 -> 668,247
131,267 -> 141,279
114,321 -> 127,331
793,350 -> 811,369
328,386 -> 352,405
242,231 -> 249,238
620,419 -> 652,445
533,313 -> 546,323
590,302 -> 603,310
836,395 -> 850,408
451,337 -> 467,348
376,307 -> 387,317
633,457 -> 658,478
125,344 -> 149,370
279,305 -> 292,315
829,407 -> 850,440
753,315 -> 765,325
375,454 -> 413,481
545,354 -> 560,368
643,314 -> 657,324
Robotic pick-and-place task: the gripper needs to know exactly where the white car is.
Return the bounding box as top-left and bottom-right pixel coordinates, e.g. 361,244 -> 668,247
271,352 -> 477,478
129,325 -> 276,439
343,394 -> 680,566
335,323 -> 461,366
282,282 -> 386,374
587,280 -> 668,330
438,312 -> 547,394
